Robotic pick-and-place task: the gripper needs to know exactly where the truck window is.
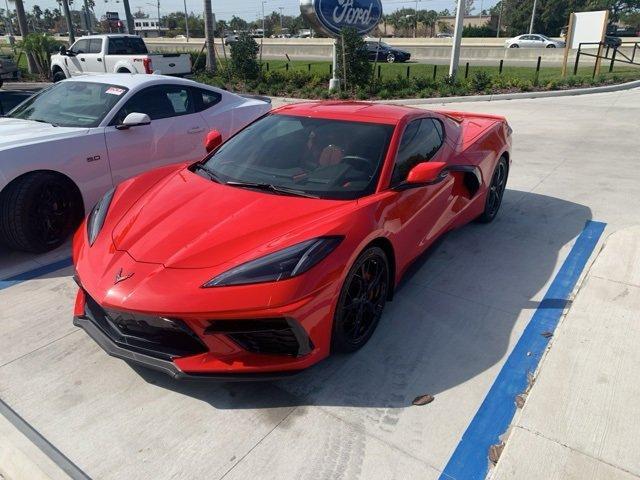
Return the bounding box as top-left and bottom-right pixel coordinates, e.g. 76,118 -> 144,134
88,38 -> 102,54
70,39 -> 90,54
107,37 -> 148,55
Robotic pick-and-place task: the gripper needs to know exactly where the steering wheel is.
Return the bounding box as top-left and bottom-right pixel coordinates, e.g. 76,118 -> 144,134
341,155 -> 371,173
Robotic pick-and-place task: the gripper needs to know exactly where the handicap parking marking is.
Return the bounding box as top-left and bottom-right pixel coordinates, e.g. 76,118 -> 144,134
439,220 -> 607,480
0,257 -> 73,291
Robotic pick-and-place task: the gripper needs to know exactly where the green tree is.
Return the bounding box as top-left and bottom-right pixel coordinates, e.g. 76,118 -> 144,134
230,32 -> 259,80
19,32 -> 61,74
229,15 -> 248,31
336,27 -> 370,92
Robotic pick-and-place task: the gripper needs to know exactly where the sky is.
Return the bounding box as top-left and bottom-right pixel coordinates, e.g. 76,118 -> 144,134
11,0 -> 500,22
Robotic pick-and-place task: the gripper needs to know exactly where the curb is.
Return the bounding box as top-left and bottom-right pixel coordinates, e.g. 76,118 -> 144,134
269,79 -> 640,106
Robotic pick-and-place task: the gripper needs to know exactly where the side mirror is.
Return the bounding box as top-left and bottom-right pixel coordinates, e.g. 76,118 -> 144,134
116,112 -> 151,130
403,162 -> 448,187
204,129 -> 223,153
59,45 -> 67,55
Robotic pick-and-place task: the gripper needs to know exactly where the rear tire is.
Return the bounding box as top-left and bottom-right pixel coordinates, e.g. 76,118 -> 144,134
117,68 -> 131,73
0,172 -> 83,253
331,247 -> 390,353
477,156 -> 508,224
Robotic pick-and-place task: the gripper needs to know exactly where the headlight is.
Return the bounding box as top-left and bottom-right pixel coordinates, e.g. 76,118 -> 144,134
87,188 -> 115,245
203,236 -> 343,287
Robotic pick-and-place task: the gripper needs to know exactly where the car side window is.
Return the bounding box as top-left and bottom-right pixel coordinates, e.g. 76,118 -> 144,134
70,39 -> 90,54
391,119 -> 444,186
88,38 -> 102,54
110,85 -> 195,124
191,87 -> 222,112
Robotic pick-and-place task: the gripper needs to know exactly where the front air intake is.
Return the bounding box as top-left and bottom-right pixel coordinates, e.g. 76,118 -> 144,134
204,318 -> 313,357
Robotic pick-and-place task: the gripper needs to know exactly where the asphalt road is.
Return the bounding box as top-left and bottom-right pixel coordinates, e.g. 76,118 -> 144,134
1,87 -> 640,479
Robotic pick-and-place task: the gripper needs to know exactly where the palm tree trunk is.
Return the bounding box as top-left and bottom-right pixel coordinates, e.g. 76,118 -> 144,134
60,0 -> 74,43
203,0 -> 216,73
122,0 -> 134,34
12,0 -> 37,73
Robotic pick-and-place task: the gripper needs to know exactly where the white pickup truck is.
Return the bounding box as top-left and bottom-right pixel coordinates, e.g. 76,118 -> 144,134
50,34 -> 191,81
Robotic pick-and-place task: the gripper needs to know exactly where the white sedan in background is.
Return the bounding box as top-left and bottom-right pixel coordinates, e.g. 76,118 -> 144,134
505,34 -> 566,49
0,74 -> 271,252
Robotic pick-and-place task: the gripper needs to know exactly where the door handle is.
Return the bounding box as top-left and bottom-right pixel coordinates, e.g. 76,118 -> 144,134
80,57 -> 85,61
187,127 -> 204,134
97,58 -> 102,62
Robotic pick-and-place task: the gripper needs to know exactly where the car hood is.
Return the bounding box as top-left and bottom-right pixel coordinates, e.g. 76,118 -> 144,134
0,118 -> 87,150
111,168 -> 354,269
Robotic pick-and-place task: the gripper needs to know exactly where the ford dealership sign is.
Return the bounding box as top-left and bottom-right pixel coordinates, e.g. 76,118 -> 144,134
300,0 -> 383,37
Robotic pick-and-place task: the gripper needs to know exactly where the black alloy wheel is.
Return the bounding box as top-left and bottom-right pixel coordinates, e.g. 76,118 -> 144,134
0,172 -> 82,252
478,156 -> 508,223
332,247 -> 390,353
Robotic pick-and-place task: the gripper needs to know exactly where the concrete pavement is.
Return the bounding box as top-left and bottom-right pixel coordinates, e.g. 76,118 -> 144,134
492,227 -> 640,480
1,88 -> 640,479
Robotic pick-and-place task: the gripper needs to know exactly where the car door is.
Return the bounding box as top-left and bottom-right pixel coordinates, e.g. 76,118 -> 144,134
389,118 -> 454,258
66,39 -> 90,75
103,84 -> 208,184
530,35 -> 545,47
75,38 -> 106,72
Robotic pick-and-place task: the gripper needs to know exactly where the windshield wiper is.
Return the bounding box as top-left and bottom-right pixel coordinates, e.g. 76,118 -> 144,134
29,118 -> 60,127
225,181 -> 320,199
193,163 -> 223,183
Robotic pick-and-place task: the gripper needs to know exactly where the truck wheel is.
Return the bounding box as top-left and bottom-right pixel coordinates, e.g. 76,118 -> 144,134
52,70 -> 66,82
0,172 -> 83,253
117,68 -> 131,73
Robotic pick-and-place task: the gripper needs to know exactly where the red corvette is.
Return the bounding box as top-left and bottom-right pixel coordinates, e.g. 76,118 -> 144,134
72,102 -> 511,379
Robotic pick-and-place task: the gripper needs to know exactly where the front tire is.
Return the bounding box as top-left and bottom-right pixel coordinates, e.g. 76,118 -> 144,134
331,247 -> 390,353
52,70 -> 66,82
477,156 -> 508,223
510,44 -> 520,48
0,172 -> 83,253
386,53 -> 396,63
546,44 -> 556,48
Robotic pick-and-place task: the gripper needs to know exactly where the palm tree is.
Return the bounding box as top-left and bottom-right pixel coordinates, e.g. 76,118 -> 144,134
9,0 -> 37,72
55,0 -> 74,42
203,0 -> 215,73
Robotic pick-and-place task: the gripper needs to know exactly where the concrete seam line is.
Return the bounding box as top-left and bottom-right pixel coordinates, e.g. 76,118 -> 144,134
514,425 -> 640,479
0,398 -> 92,480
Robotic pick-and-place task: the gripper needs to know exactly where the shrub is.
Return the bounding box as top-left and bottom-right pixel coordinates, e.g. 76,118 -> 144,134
229,33 -> 260,81
471,71 -> 492,92
19,33 -> 61,76
335,27 -> 371,92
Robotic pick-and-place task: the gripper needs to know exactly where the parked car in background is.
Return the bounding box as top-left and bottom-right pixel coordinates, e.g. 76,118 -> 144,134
505,34 -> 566,49
72,102 -> 512,379
0,54 -> 20,88
365,41 -> 411,63
604,36 -> 623,48
0,74 -> 270,253
436,33 -> 453,38
223,34 -> 238,45
607,25 -> 638,37
50,34 -> 191,81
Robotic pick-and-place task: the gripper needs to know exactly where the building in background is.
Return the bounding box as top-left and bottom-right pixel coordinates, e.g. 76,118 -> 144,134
134,17 -> 166,37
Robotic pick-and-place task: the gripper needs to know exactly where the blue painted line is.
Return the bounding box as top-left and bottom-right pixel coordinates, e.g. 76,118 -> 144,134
0,257 -> 73,291
439,220 -> 606,480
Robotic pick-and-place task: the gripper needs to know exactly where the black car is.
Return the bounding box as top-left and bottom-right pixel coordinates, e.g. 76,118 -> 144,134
604,36 -> 622,49
366,41 -> 411,63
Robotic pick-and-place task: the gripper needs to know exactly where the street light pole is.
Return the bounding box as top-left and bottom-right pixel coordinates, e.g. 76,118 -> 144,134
278,6 -> 284,31
157,0 -> 161,28
529,0 -> 538,34
496,0 -> 503,38
261,0 -> 265,36
183,0 -> 189,40
449,0 -> 464,78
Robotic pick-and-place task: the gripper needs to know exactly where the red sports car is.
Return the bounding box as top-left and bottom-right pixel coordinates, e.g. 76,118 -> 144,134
72,102 -> 512,379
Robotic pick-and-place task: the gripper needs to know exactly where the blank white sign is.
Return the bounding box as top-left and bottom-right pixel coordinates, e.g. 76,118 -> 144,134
570,10 -> 608,49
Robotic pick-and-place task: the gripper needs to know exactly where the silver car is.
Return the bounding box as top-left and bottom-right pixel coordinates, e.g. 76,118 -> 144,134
505,34 -> 566,49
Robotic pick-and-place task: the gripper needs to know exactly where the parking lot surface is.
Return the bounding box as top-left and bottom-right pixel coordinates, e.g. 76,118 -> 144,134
1,87 -> 639,479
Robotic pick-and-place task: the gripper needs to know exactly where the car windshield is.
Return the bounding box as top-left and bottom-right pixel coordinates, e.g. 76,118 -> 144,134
8,81 -> 128,128
201,114 -> 395,200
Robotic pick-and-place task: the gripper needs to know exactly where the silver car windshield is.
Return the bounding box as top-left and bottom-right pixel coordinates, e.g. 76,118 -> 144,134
8,81 -> 128,128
